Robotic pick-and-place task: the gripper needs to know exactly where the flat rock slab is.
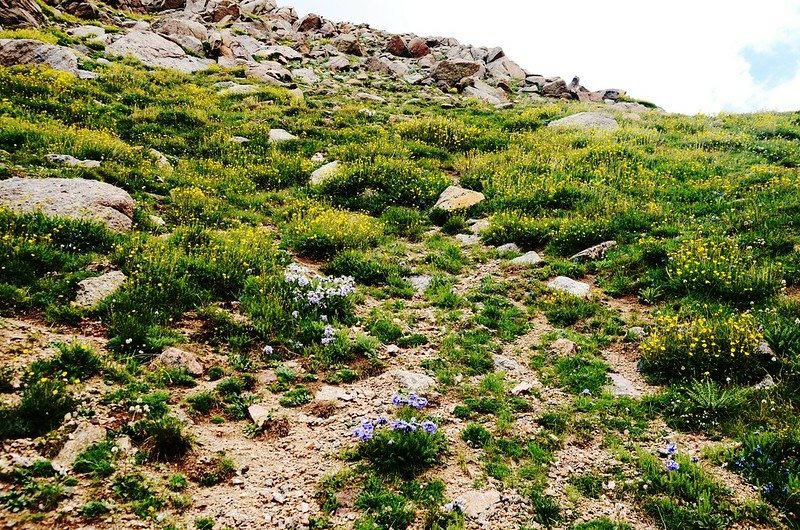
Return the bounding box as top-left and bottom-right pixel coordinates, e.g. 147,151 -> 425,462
0,177 -> 135,232
390,370 -> 435,393
493,354 -> 523,373
0,39 -> 78,74
154,347 -> 204,376
408,275 -> 432,293
269,128 -> 297,142
74,270 -> 127,308
458,489 -> 501,519
314,385 -> 354,402
45,153 -> 101,168
54,422 -> 106,469
310,161 -> 340,186
455,233 -> 480,246
547,276 -> 591,298
571,240 -> 617,261
606,373 -> 641,397
496,243 -> 521,254
435,185 -> 485,211
107,30 -> 214,72
548,112 -> 619,131
248,404 -> 272,428
510,251 -> 543,266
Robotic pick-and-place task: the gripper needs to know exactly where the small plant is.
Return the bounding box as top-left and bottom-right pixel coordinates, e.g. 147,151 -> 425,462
568,473 -> 603,498
80,500 -> 111,519
354,394 -> 447,478
461,423 -> 492,448
129,415 -> 193,462
73,441 -> 117,478
279,386 -> 312,408
186,391 -> 218,415
283,208 -> 383,259
193,452 -> 236,487
541,291 -> 599,327
168,474 -> 189,492
661,380 -> 748,433
355,474 -> 416,530
530,489 -> 562,528
572,518 -> 632,530
195,516 -> 215,530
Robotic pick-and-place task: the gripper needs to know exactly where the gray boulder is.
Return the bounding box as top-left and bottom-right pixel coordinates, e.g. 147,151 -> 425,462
246,61 -> 292,84
155,347 -> 204,376
45,153 -> 101,168
74,271 -> 127,308
548,112 -> 619,131
310,161 -> 340,186
0,0 -> 46,27
510,251 -> 543,266
107,31 -> 213,72
571,241 -> 617,261
0,39 -> 78,75
54,422 -> 107,470
547,276 -> 591,298
268,128 -> 297,142
0,177 -> 135,232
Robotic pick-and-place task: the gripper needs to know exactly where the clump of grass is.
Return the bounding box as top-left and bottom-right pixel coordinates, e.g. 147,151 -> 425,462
129,415 -> 193,462
0,378 -> 74,440
282,208 -> 383,260
73,441 -> 117,478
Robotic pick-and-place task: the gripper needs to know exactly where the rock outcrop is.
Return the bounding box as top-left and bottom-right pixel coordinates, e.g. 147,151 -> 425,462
0,0 -> 46,28
0,39 -> 79,75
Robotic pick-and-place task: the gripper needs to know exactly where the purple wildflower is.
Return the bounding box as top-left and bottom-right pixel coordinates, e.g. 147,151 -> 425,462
666,442 -> 678,456
262,345 -> 274,355
582,388 -> 592,396
407,393 -> 428,409
392,394 -> 407,407
421,420 -> 437,434
390,419 -> 416,433
666,459 -> 680,472
353,419 -> 375,442
321,325 -> 336,345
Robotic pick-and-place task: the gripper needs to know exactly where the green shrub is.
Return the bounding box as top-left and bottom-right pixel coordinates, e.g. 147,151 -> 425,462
380,207 -> 427,241
555,355 -> 610,395
461,423 -> 492,448
541,291 -> 599,327
129,415 -> 193,462
80,500 -> 111,519
661,380 -> 748,433
396,116 -> 479,152
355,475 -> 416,530
0,378 -> 74,440
73,441 -> 117,478
323,250 -> 408,286
530,489 -> 562,528
279,386 -> 312,408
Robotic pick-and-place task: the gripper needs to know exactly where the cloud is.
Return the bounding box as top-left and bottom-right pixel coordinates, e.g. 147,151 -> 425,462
284,0 -> 800,114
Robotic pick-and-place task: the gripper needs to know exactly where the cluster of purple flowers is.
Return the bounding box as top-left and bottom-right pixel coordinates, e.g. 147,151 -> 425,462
321,325 -> 336,345
283,264 -> 355,311
353,416 -> 438,441
442,500 -> 464,513
392,392 -> 428,409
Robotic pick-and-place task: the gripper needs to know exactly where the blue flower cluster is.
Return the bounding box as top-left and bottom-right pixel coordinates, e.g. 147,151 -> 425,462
321,325 -> 336,345
353,416 -> 438,441
392,392 -> 428,409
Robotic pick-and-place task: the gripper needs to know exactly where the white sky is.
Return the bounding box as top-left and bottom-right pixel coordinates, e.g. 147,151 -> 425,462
282,0 -> 800,115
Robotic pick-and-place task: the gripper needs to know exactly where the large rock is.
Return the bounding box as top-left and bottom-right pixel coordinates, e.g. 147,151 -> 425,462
334,34 -> 364,56
385,35 -> 409,57
571,241 -> 617,261
510,251 -> 543,266
0,177 -> 135,232
432,59 -> 483,86
0,39 -> 78,75
293,13 -> 321,32
155,18 -> 208,42
458,489 -> 501,519
256,45 -> 303,63
435,186 -> 485,211
246,61 -> 292,84
107,30 -> 213,72
74,271 -> 127,308
54,422 -> 107,470
310,161 -> 340,186
548,112 -> 619,131
407,37 -> 430,58
541,78 -> 570,98
547,276 -> 591,298
155,347 -> 204,376
0,0 -> 46,27
45,153 -> 100,168
390,370 -> 435,393
268,128 -> 297,142
239,0 -> 276,15
463,79 -> 508,105
606,373 -> 641,397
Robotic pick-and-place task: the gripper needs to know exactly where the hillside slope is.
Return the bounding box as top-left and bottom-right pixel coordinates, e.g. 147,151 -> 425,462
0,2 -> 800,530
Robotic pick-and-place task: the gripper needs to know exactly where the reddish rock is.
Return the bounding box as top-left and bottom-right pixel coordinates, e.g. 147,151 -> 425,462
211,0 -> 239,22
407,37 -> 430,58
0,0 -> 46,27
293,13 -> 322,32
385,35 -> 410,57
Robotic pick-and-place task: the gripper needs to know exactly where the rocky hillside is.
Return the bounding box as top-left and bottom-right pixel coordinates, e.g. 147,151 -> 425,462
0,2 -> 799,530
0,0 -> 632,108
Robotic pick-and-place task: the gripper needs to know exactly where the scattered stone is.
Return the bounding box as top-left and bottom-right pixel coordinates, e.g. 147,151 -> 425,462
408,275 -> 432,293
493,354 -> 523,373
606,373 -> 640,397
268,129 -> 297,142
510,251 -> 543,266
627,327 -> 646,340
149,148 -> 172,170
541,79 -> 570,98
74,271 -> 127,308
293,13 -> 322,32
390,370 -> 435,393
549,338 -> 578,357
246,61 -> 292,84
511,381 -> 534,395
757,341 -> 775,357
292,68 -> 320,84
496,243 -> 521,254
407,37 -> 430,58
310,161 -> 341,186
459,489 -> 501,519
432,59 -> 484,87
272,491 -> 287,504
69,25 -> 106,40
45,153 -> 101,168
0,177 -> 135,232
571,241 -> 617,261
0,39 -> 78,74
314,385 -> 353,402
356,92 -> 386,103
334,33 -> 364,56
434,185 -> 485,211
548,112 -> 619,131
229,136 -> 251,144
325,55 -> 351,71
155,347 -> 204,376
547,276 -> 591,298
54,422 -> 107,470
754,373 -> 776,390
248,404 -> 272,428
455,233 -> 480,246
